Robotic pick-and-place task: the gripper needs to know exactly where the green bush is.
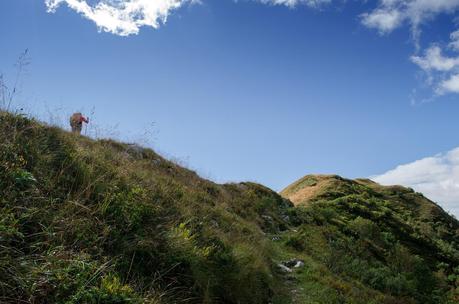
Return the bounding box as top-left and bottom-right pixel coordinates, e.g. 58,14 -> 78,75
67,275 -> 142,304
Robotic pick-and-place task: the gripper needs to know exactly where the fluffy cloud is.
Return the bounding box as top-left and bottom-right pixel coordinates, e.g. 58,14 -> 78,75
439,73 -> 459,93
45,0 -> 189,36
373,148 -> 459,217
361,8 -> 403,34
410,35 -> 459,95
257,0 -> 331,8
411,46 -> 459,72
361,0 -> 459,36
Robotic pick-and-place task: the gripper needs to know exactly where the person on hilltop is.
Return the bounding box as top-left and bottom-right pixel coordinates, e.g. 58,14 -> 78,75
70,112 -> 89,134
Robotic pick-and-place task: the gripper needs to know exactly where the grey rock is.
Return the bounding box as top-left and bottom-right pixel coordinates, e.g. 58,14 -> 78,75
261,215 -> 273,221
283,259 -> 305,269
277,263 -> 292,273
293,260 -> 304,268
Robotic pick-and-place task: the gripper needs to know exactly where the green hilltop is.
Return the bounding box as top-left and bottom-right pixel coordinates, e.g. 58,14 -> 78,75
1,112 -> 459,303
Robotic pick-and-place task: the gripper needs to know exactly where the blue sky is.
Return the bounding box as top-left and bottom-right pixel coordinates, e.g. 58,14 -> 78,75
2,0 -> 459,215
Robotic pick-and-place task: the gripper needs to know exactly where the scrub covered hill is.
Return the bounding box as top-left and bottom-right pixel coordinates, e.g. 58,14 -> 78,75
1,112 -> 459,304
280,175 -> 459,303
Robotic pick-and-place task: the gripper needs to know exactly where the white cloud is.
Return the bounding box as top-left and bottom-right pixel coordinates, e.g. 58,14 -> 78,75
257,0 -> 331,8
411,46 -> 459,72
373,148 -> 459,217
361,8 -> 403,34
410,35 -> 459,95
439,73 -> 459,93
45,0 -> 189,36
361,0 -> 459,36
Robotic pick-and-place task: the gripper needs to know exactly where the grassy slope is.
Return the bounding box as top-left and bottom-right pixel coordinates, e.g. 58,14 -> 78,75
1,112 -> 459,303
0,113 -> 292,304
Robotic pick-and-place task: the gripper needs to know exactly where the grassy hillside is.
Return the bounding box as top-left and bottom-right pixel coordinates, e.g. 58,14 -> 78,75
1,112 -> 459,303
0,112 -> 292,304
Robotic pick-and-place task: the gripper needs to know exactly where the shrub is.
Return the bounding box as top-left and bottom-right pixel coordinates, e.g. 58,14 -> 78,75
67,275 -> 142,304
